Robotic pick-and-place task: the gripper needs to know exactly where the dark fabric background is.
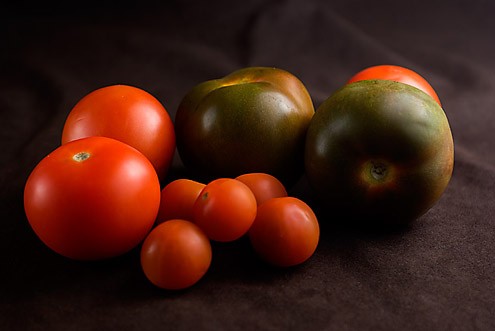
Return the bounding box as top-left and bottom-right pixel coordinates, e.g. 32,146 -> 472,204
1,1 -> 494,330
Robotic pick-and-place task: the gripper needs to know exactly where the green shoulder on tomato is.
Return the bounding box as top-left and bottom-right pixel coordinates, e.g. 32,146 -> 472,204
305,80 -> 454,225
175,67 -> 315,186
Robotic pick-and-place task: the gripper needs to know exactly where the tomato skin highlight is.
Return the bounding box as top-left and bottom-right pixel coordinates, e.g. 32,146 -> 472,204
347,64 -> 442,106
156,179 -> 205,224
175,67 -> 314,186
24,137 -> 161,260
305,80 -> 454,225
192,178 -> 257,242
140,220 -> 212,290
61,84 -> 176,181
235,173 -> 288,206
249,197 -> 320,267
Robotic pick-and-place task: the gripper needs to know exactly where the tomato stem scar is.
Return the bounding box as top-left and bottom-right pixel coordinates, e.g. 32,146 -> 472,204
370,161 -> 387,181
73,152 -> 91,162
361,160 -> 391,184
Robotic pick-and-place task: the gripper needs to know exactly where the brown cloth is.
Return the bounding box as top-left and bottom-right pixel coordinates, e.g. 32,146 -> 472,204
1,1 -> 494,330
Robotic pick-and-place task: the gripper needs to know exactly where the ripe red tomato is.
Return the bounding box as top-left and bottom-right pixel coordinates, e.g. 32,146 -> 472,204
24,136 -> 161,260
61,84 -> 176,180
156,179 -> 205,224
249,197 -> 320,267
347,65 -> 442,106
192,178 -> 257,242
140,219 -> 212,290
235,173 -> 288,205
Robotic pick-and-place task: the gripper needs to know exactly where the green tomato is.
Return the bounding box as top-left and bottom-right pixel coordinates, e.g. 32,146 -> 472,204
175,67 -> 315,186
305,80 -> 454,225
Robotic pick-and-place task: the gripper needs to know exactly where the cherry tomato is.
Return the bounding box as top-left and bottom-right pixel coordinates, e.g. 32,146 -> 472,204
141,219 -> 212,290
347,64 -> 442,106
61,84 -> 176,180
156,179 -> 205,224
192,178 -> 257,242
24,136 -> 161,260
249,197 -> 320,267
235,173 -> 288,205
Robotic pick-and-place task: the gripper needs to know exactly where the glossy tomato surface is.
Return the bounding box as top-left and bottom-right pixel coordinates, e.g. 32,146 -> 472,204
140,219 -> 212,290
24,137 -> 161,260
156,179 -> 205,224
249,197 -> 320,267
347,64 -> 442,106
175,67 -> 314,186
192,178 -> 257,242
61,84 -> 175,180
305,80 -> 454,225
235,173 -> 288,206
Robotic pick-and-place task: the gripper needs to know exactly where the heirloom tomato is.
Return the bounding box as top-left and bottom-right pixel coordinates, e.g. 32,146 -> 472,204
175,67 -> 314,186
305,80 -> 454,225
24,137 -> 161,260
61,84 -> 175,180
347,64 -> 442,106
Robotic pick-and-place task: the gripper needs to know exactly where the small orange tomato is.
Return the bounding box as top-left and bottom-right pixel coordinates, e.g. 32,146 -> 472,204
193,178 -> 257,242
347,64 -> 441,106
249,197 -> 319,267
235,173 -> 288,206
140,219 -> 212,290
156,179 -> 205,224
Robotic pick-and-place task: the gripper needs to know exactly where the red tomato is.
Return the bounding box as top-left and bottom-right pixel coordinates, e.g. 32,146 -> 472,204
140,219 -> 212,290
61,84 -> 176,180
347,65 -> 442,106
235,173 -> 288,205
24,137 -> 161,260
193,178 -> 257,242
156,179 -> 205,224
249,197 -> 319,267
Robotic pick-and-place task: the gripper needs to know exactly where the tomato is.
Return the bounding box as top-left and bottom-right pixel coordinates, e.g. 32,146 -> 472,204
156,179 -> 205,224
305,80 -> 454,225
347,64 -> 442,106
235,173 -> 288,206
140,219 -> 212,290
24,137 -> 161,260
175,67 -> 315,186
61,84 -> 175,181
249,197 -> 319,267
192,178 -> 257,242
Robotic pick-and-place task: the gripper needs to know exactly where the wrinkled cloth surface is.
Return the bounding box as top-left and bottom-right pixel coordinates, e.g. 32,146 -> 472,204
1,1 -> 494,330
